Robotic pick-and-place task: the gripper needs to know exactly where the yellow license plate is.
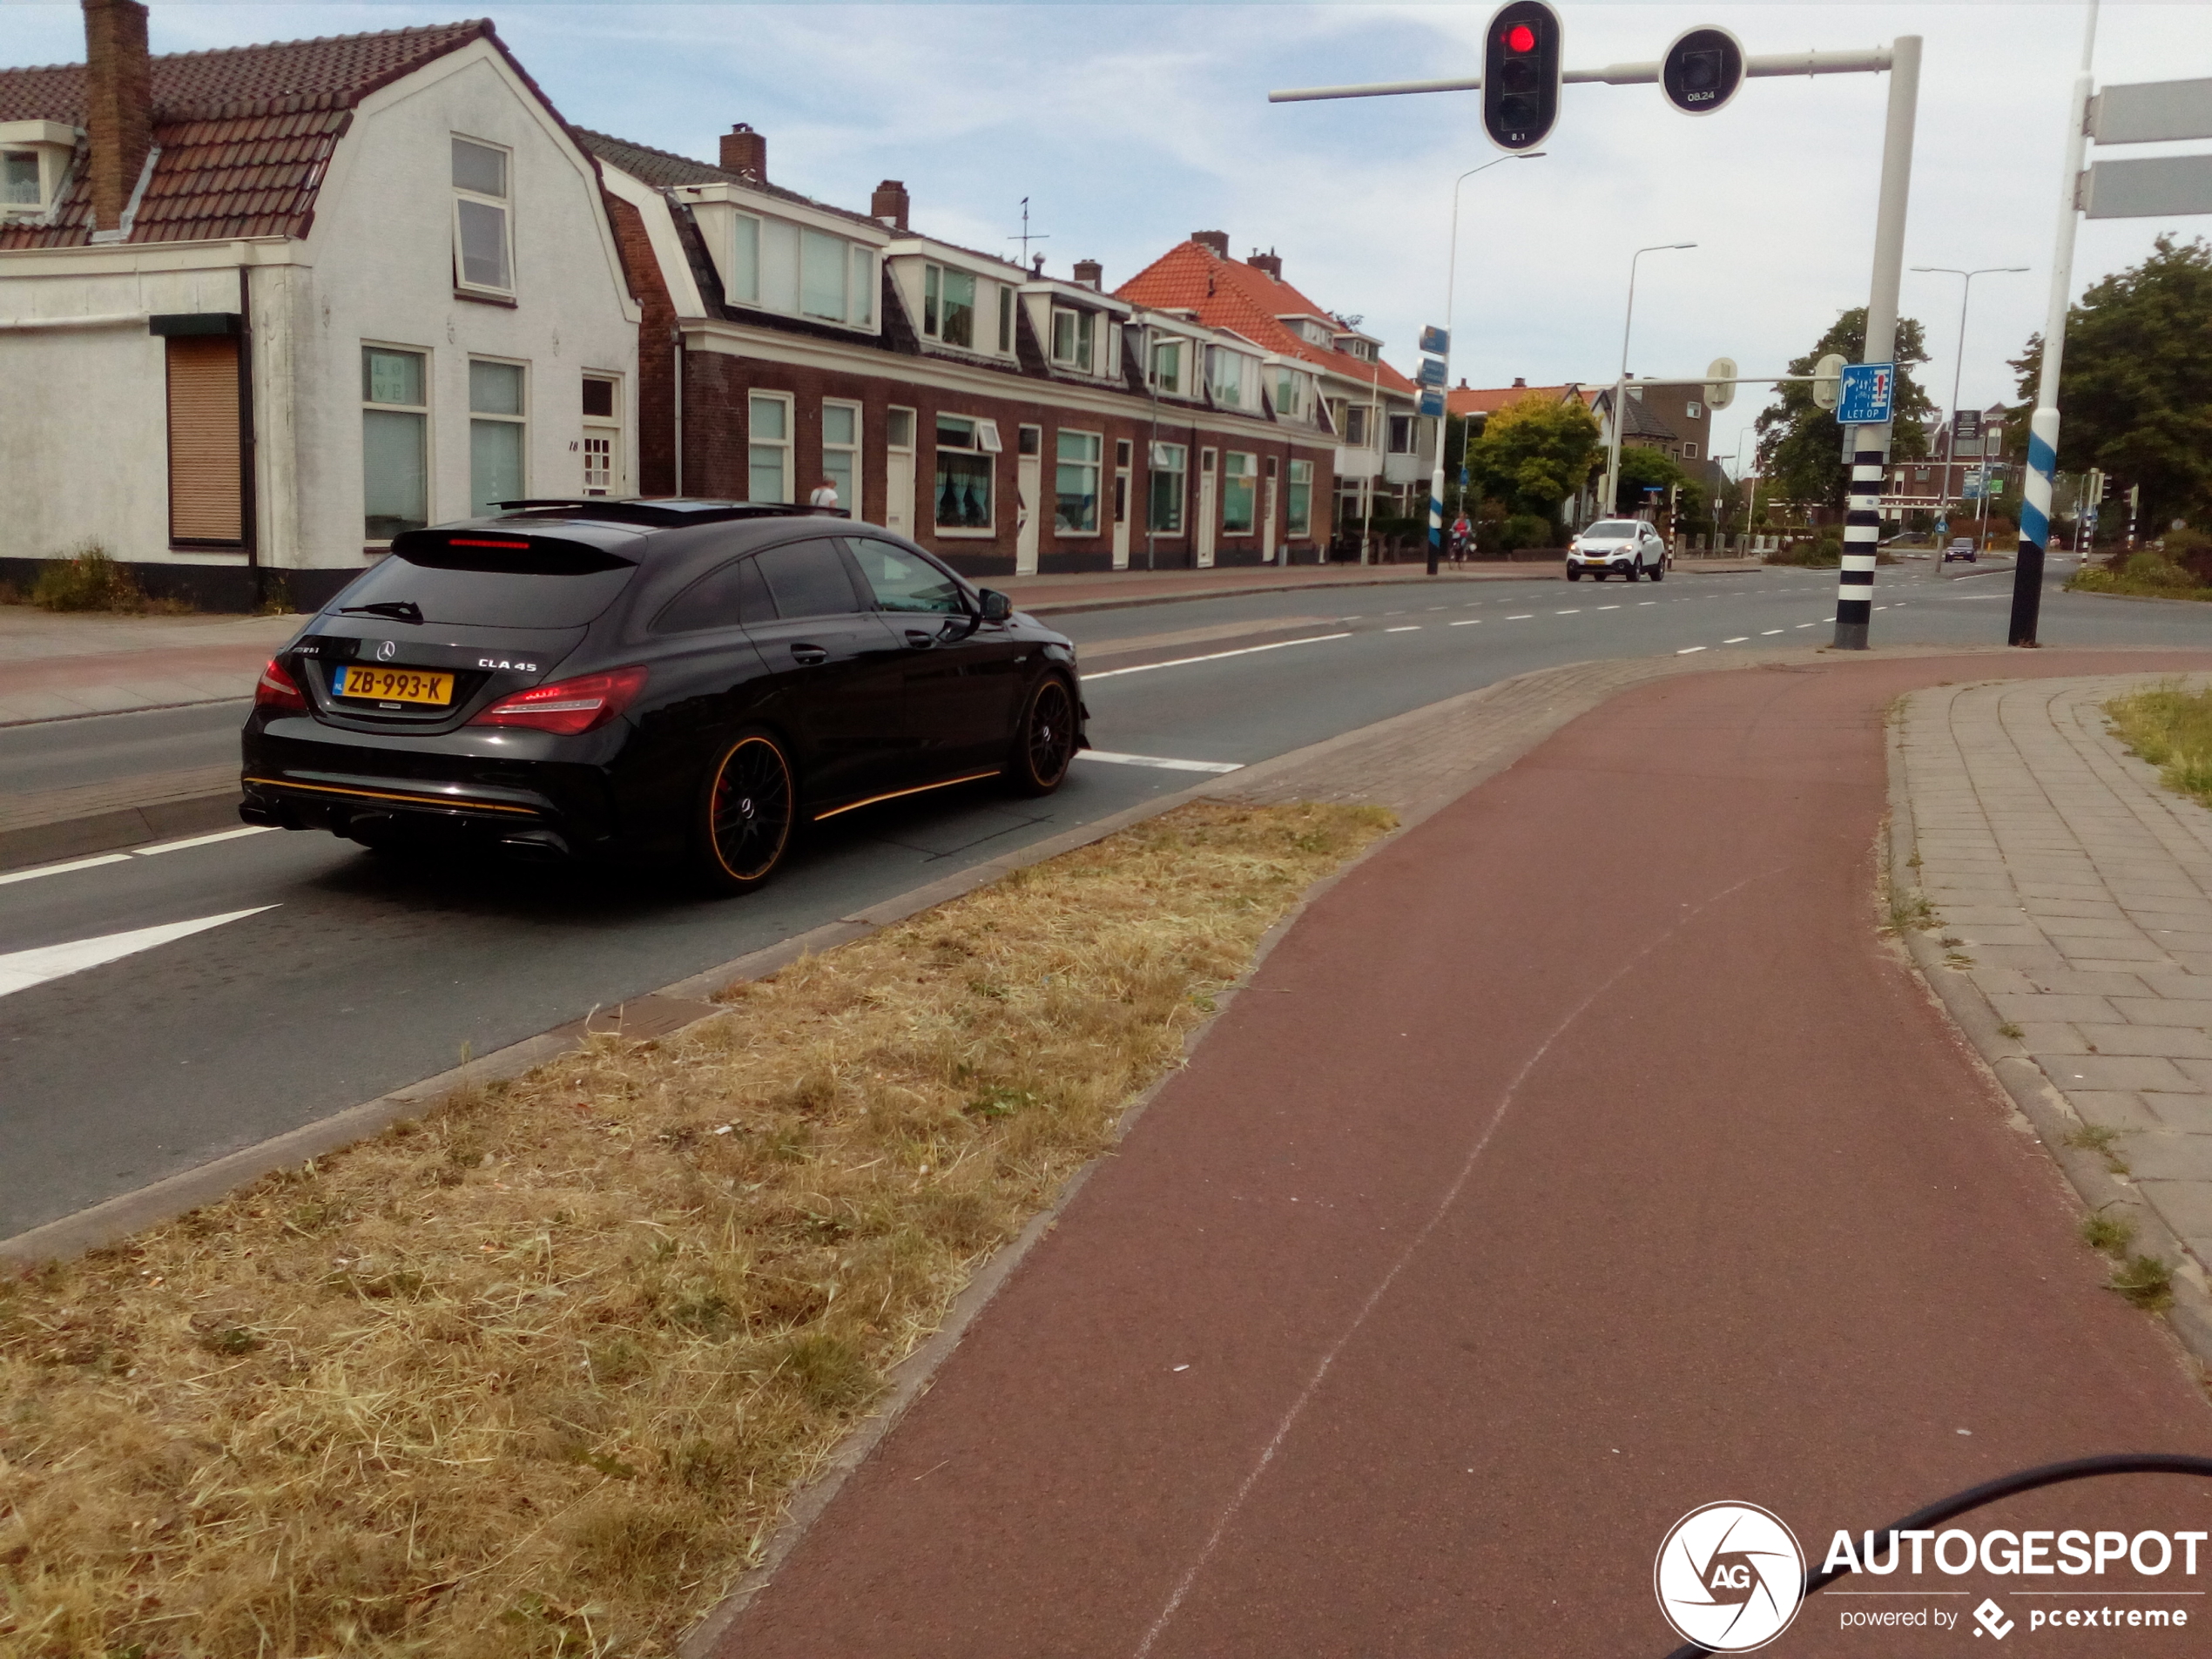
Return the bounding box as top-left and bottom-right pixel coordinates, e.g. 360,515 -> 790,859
333,665 -> 454,705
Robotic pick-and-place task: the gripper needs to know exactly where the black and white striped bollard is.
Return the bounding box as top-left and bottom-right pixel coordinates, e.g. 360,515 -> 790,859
1833,429 -> 1886,650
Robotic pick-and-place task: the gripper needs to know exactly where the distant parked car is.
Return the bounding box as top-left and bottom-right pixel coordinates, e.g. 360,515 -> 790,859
1568,519 -> 1667,583
1943,537 -> 1979,563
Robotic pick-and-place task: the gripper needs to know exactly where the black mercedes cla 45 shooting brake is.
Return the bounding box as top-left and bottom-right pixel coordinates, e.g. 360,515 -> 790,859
240,500 -> 1089,893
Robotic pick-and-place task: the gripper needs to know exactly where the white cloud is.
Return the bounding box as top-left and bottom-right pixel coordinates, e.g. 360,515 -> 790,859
7,1 -> 2210,466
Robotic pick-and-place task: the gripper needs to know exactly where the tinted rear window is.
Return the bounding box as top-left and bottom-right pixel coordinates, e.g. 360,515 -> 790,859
333,535 -> 637,628
755,539 -> 863,620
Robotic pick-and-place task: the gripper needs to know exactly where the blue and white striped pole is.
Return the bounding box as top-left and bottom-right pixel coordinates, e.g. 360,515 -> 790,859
1831,35 -> 1920,650
1835,428 -> 1885,649
2010,13 -> 2099,647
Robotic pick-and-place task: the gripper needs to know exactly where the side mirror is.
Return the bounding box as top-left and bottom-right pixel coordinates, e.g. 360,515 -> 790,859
978,589 -> 1014,623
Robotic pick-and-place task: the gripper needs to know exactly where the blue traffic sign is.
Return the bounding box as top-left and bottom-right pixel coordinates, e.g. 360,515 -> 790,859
1837,362 -> 1895,426
1418,388 -> 1447,419
1417,357 -> 1447,388
1420,325 -> 1450,355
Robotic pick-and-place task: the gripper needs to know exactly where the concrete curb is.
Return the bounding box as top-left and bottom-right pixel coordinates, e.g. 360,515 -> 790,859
0,787 -> 240,873
1883,692 -> 2212,1375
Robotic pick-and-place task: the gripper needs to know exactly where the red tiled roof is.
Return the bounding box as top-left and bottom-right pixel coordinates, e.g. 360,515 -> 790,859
1447,382 -> 1588,417
1113,241 -> 1417,396
0,20 -> 495,249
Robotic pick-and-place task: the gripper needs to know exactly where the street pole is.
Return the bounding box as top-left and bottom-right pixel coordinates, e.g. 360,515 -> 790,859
1429,153 -> 1545,575
1833,34 -> 1922,651
1602,242 -> 1696,520
1911,264 -> 2029,538
1359,353 -> 1380,565
2009,0 -> 2100,647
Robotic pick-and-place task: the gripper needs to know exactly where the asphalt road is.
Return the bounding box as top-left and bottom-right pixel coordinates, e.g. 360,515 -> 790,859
5,555 -> 2209,1238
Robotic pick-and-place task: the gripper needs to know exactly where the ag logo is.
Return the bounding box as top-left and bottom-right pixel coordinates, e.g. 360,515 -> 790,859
1654,1501 -> 1805,1652
376,639 -> 397,661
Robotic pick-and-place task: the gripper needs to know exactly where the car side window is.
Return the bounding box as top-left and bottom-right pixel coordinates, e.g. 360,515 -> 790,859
754,538 -> 864,620
655,554 -> 775,634
846,536 -> 966,615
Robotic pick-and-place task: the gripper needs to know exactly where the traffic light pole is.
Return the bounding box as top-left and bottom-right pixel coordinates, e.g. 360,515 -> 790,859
1833,34 -> 1921,651
2008,3 -> 2101,648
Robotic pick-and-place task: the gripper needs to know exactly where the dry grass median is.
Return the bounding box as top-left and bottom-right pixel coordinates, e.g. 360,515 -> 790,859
0,799 -> 1391,1659
2107,679 -> 2212,806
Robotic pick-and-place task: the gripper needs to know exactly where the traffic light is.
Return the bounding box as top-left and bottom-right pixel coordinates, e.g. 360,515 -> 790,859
1482,1 -> 1561,152
1660,26 -> 1745,117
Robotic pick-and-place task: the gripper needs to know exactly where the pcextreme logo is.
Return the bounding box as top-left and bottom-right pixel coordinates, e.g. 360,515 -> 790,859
1655,1501 -> 1807,1652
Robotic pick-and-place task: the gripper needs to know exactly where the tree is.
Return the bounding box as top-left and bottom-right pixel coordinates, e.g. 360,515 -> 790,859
2008,236 -> 2212,531
1611,445 -> 1703,518
1467,393 -> 1602,524
1753,307 -> 1935,508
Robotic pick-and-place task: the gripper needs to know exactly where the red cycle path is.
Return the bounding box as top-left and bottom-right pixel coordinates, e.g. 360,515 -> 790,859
712,651 -> 2212,1659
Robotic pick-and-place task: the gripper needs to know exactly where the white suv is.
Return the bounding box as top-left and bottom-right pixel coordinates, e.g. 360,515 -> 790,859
1568,519 -> 1667,582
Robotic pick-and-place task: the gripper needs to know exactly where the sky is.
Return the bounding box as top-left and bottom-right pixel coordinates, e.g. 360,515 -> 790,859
6,1 -> 2210,473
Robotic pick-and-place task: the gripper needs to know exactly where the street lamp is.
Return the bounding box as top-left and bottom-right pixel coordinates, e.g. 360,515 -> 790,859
1600,242 -> 1696,521
1731,428 -> 1759,550
1426,151 -> 1546,572
1910,263 -> 2027,536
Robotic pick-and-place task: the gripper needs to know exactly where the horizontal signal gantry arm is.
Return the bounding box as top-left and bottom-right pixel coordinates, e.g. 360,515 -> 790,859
1268,46 -> 1892,103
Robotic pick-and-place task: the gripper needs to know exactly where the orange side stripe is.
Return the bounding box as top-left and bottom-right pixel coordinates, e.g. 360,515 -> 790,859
811,768 -> 1004,821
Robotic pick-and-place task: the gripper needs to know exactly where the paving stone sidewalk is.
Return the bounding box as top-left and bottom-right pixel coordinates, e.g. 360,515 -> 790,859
1899,674 -> 2212,1288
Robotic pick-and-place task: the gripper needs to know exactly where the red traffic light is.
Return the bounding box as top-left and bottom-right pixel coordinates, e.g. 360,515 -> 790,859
1504,22 -> 1536,51
1480,0 -> 1561,152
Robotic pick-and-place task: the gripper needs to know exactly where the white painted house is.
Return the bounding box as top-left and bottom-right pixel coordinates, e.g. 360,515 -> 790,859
0,4 -> 639,609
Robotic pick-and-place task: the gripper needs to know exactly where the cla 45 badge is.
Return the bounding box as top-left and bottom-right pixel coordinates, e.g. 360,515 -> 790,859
478,658 -> 538,671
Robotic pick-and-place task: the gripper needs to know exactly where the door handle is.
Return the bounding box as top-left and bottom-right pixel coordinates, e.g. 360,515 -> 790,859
904,629 -> 936,649
790,644 -> 828,666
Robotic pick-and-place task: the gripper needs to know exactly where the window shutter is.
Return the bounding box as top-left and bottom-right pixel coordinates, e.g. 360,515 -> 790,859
167,336 -> 242,543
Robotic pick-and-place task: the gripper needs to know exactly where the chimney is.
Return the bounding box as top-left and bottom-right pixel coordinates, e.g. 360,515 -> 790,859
719,123 -> 765,181
83,0 -> 152,233
1072,258 -> 1103,290
1512,376 -> 1526,388
1191,230 -> 1229,258
870,179 -> 909,230
1246,247 -> 1282,280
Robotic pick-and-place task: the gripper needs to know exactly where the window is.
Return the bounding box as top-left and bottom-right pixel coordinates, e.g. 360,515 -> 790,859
887,406 -> 915,452
922,263 -> 975,347
754,539 -> 862,618
451,137 -> 511,295
800,227 -> 848,321
1148,442 -> 1186,533
1273,368 -> 1306,418
1208,346 -> 1248,409
731,213 -> 759,304
3,150 -> 37,207
749,392 -> 792,502
1018,423 -> 1042,458
1343,404 -> 1370,446
821,400 -> 861,519
656,555 -> 775,633
468,360 -> 525,517
1050,307 -> 1095,372
361,346 -> 428,542
1681,441 -> 1698,460
1386,413 -> 1416,455
998,287 -> 1014,354
851,246 -> 875,327
728,213 -> 874,327
934,415 -> 993,530
582,374 -> 620,496
1055,430 -> 1102,534
1286,458 -> 1313,536
1150,340 -> 1182,395
1686,401 -> 1702,419
1222,452 -> 1256,534
846,537 -> 964,614
165,335 -> 241,545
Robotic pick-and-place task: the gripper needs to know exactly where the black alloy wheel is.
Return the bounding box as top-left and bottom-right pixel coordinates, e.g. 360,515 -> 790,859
1009,675 -> 1077,796
1568,567 -> 1583,581
1649,560 -> 1665,583
696,731 -> 795,893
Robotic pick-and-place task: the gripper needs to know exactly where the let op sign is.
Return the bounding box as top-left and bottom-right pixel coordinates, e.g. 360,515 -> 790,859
1837,362 -> 1895,426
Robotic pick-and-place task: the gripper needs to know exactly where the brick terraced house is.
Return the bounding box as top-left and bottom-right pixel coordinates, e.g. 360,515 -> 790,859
585,127 -> 1341,576
0,4 -> 639,608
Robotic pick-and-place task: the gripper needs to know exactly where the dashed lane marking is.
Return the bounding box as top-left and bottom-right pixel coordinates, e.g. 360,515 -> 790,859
1386,625 -> 1421,633
1450,619 -> 1480,626
132,826 -> 274,857
1723,637 -> 1750,644
0,854 -> 130,887
1506,614 -> 1534,620
1076,751 -> 1244,774
1676,645 -> 1709,654
1084,632 -> 1353,679
0,826 -> 280,888
1761,629 -> 1784,635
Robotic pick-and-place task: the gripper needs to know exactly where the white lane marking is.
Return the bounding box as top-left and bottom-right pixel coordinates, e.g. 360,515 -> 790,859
1723,636 -> 1750,644
133,826 -> 275,857
1386,625 -> 1421,633
1597,605 -> 1622,610
1761,629 -> 1784,636
1076,751 -> 1244,774
1450,618 -> 1480,626
1505,614 -> 1534,620
1676,645 -> 1708,655
1638,601 -> 1658,606
0,906 -> 276,1000
1554,609 -> 1581,615
1796,622 -> 1818,627
1083,632 -> 1352,679
0,853 -> 131,887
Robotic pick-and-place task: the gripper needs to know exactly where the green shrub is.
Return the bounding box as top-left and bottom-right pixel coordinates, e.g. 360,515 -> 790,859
1500,513 -> 1553,552
32,544 -> 145,611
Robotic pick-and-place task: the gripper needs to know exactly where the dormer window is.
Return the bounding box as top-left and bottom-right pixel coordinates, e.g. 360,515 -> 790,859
1150,340 -> 1184,395
922,264 -> 976,347
729,212 -> 875,328
1207,346 -> 1253,411
1272,368 -> 1309,419
1049,307 -> 1095,372
0,122 -> 77,219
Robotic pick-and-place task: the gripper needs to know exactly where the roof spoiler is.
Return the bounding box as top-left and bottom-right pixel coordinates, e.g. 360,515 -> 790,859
491,499 -> 853,528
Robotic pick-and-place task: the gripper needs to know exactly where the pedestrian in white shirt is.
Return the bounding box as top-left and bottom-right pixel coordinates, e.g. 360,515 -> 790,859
808,477 -> 840,509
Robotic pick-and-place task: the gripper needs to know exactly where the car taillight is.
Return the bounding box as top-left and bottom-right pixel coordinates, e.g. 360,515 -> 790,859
469,665 -> 648,736
254,656 -> 307,712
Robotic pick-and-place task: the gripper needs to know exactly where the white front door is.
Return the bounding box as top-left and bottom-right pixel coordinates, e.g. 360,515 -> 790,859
1197,448 -> 1218,569
885,406 -> 916,537
1015,454 -> 1042,576
1262,475 -> 1279,563
1111,465 -> 1132,570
